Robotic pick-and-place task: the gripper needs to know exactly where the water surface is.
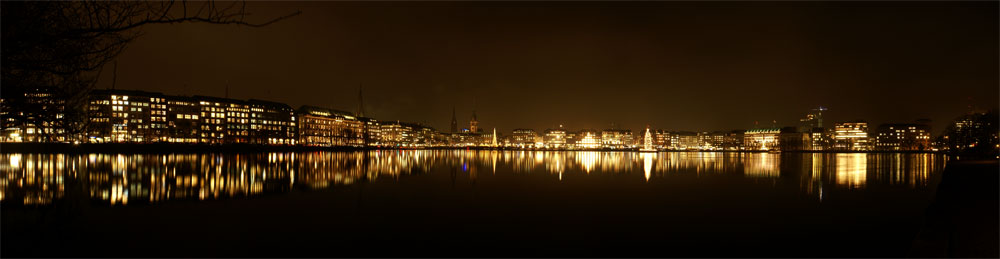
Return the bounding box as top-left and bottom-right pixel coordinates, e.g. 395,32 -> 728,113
1,151 -> 945,257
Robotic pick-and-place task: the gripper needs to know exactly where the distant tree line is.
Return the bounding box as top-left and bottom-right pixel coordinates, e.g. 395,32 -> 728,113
937,110 -> 999,159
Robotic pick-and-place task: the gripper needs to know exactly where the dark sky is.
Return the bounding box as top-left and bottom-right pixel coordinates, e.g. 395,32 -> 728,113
98,1 -> 998,134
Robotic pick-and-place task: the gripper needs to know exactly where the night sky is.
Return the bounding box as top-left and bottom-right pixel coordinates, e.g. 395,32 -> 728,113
97,1 -> 998,134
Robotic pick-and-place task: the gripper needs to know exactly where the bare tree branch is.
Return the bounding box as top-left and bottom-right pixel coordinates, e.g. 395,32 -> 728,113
1,0 -> 301,142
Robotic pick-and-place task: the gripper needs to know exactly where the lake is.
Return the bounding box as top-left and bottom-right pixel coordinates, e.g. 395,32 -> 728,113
1,151 -> 947,257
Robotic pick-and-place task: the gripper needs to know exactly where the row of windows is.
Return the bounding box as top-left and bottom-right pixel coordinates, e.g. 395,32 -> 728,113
176,114 -> 199,120
168,101 -> 195,106
200,125 -> 225,131
203,112 -> 226,118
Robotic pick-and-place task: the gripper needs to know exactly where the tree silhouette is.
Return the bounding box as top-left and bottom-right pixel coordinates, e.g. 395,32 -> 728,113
939,110 -> 999,159
1,1 -> 300,142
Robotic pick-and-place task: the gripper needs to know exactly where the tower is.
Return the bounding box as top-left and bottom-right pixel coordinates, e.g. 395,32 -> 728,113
470,110 -> 479,133
812,106 -> 827,128
356,84 -> 366,117
450,106 -> 458,133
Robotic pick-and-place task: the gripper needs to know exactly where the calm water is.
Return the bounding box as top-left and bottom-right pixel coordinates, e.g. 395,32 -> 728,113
1,151 -> 946,257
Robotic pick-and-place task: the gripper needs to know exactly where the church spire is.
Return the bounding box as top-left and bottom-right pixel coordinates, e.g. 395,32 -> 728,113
469,110 -> 479,133
450,105 -> 458,133
356,84 -> 366,117
469,97 -> 479,133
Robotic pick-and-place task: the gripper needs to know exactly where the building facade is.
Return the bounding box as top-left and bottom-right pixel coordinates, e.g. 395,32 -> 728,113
744,128 -> 781,151
653,129 -> 670,148
511,128 -> 539,148
2,88 -> 67,142
573,129 -> 599,149
698,131 -> 727,150
86,90 -> 167,143
832,121 -> 870,151
297,106 -> 363,147
669,131 -> 699,150
544,128 -> 567,149
165,96 -> 200,143
82,90 -> 298,145
875,123 -> 931,151
600,129 -> 633,149
779,127 -> 812,151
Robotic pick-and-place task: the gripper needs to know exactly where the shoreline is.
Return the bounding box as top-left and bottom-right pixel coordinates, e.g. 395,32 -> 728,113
0,143 -> 945,154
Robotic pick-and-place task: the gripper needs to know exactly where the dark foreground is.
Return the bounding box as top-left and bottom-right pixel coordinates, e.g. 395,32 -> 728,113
1,152 -> 995,257
910,160 -> 1000,258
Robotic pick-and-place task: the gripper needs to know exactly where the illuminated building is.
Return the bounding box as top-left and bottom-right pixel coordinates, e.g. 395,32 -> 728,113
654,129 -> 670,148
165,96 -> 201,143
500,135 -> 514,147
723,130 -> 744,150
449,132 -> 476,147
220,100 -> 253,143
565,131 -> 580,148
359,117 -> 381,146
744,128 -> 781,151
512,128 -> 539,148
807,128 -> 827,151
297,106 -> 364,147
669,131 -> 699,150
577,130 -> 602,149
798,106 -> 826,132
544,127 -> 567,149
85,91 -> 297,145
797,106 -> 829,150
875,123 -> 931,151
697,131 -> 727,150
430,131 -> 450,147
0,98 -> 14,142
243,100 -> 297,145
600,129 -> 633,149
1,88 -> 67,142
832,121 -> 870,151
471,131 -> 490,146
87,90 -> 166,143
195,96 -> 229,144
411,125 -> 438,147
448,129 -> 490,147
379,121 -> 412,147
213,99 -> 298,145
376,121 -> 439,147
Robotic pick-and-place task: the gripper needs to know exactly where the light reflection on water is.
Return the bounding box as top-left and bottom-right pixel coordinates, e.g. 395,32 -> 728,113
0,151 -> 944,206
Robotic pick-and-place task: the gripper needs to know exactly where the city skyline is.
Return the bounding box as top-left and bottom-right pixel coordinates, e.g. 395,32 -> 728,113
6,86 -> 976,153
75,84 -> 992,136
2,1 -> 997,258
90,1 -> 997,133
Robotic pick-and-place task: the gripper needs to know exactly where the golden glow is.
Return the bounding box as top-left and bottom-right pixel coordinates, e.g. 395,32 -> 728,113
642,152 -> 654,181
0,151 -> 945,206
835,153 -> 867,188
744,153 -> 780,177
